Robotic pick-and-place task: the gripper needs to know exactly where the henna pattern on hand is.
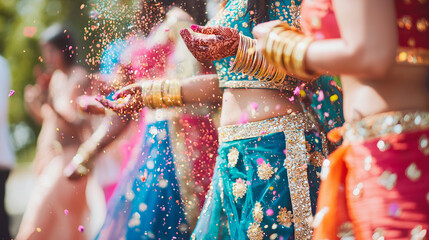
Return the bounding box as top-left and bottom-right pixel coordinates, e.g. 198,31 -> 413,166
180,25 -> 240,62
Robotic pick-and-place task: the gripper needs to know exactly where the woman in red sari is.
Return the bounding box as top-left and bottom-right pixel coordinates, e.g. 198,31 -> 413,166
250,0 -> 429,239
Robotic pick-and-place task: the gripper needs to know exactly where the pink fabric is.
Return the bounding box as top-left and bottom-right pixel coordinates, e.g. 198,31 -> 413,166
301,0 -> 341,40
315,129 -> 429,240
180,114 -> 218,208
127,38 -> 174,79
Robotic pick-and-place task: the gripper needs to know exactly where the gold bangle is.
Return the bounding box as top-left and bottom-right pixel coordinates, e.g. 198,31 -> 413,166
152,80 -> 164,108
146,81 -> 155,109
274,30 -> 296,67
283,33 -> 305,74
264,27 -> 283,63
242,38 -> 256,74
291,37 -> 318,79
236,35 -> 251,73
230,35 -> 245,72
140,81 -> 150,107
162,79 -> 171,107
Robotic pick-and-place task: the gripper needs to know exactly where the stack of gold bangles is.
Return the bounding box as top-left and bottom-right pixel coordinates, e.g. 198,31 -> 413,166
230,34 -> 287,85
141,79 -> 182,109
263,23 -> 318,79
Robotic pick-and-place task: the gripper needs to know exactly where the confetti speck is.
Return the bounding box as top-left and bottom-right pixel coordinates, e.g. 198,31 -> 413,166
8,90 -> 14,97
78,225 -> 84,232
64,209 -> 69,216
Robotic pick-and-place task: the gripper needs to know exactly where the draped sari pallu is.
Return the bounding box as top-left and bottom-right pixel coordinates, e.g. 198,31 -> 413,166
314,111 -> 429,240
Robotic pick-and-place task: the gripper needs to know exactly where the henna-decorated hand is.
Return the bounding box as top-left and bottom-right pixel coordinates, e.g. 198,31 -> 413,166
252,20 -> 282,53
97,83 -> 144,116
180,25 -> 240,62
77,95 -> 106,115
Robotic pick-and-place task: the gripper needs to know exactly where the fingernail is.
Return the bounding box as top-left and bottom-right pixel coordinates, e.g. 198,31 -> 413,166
190,24 -> 198,31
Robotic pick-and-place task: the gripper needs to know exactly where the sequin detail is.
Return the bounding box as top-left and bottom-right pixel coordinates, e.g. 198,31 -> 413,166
219,78 -> 298,91
284,127 -> 313,239
277,207 -> 293,227
218,113 -> 312,143
406,162 -> 422,182
419,134 -> 429,155
232,178 -> 247,201
257,161 -> 274,180
227,147 -> 239,168
378,171 -> 397,191
337,222 -> 355,239
411,225 -> 428,240
253,202 -> 263,223
373,228 -> 385,240
247,222 -> 264,240
342,111 -> 429,142
309,151 -> 324,167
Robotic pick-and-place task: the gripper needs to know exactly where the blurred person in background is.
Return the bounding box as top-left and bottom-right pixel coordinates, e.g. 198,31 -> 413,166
17,24 -> 93,240
0,55 -> 16,240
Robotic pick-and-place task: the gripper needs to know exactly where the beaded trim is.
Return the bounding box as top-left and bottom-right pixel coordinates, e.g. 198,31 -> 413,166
342,111 -> 429,142
218,113 -> 312,143
283,127 -> 313,239
219,77 -> 300,91
219,113 -> 314,239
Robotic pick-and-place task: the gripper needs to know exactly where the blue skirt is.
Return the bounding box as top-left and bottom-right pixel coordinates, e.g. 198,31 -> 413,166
192,114 -> 327,240
96,120 -> 189,240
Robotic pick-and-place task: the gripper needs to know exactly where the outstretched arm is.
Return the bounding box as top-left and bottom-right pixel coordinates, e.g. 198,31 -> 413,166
304,0 -> 397,79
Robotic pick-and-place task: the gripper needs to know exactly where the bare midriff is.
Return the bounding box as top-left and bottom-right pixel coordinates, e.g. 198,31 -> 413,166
342,64 -> 429,122
220,88 -> 303,126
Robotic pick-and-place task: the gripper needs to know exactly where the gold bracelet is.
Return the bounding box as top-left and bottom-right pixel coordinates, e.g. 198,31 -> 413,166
140,81 -> 149,107
151,80 -> 164,108
162,79 -> 171,107
230,35 -> 245,72
283,33 -> 305,74
291,37 -> 318,79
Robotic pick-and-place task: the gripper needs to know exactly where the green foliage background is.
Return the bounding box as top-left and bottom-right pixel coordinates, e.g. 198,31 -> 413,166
0,0 -> 87,163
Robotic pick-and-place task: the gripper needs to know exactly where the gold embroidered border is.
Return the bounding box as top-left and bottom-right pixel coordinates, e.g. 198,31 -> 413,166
218,113 -> 313,143
342,111 -> 429,142
284,128 -> 313,239
218,78 -> 299,91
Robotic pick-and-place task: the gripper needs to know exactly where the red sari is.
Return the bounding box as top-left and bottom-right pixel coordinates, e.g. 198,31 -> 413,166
314,112 -> 429,239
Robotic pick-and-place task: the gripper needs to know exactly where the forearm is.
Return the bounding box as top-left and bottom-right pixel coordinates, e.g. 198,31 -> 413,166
304,0 -> 397,79
305,38 -> 396,79
181,74 -> 222,105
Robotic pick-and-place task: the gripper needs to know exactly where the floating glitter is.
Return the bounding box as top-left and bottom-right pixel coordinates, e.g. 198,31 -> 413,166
8,90 -> 14,97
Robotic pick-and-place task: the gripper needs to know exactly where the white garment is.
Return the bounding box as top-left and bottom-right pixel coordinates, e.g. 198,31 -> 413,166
0,55 -> 16,169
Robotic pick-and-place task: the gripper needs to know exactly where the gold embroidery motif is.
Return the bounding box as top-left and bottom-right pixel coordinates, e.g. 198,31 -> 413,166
419,134 -> 429,155
352,182 -> 363,199
378,171 -> 397,191
337,222 -> 355,239
253,202 -> 263,223
227,147 -> 239,168
277,207 -> 293,227
257,161 -> 274,180
232,178 -> 247,201
406,163 -> 422,182
247,222 -> 264,240
373,228 -> 385,240
309,151 -> 324,167
411,225 -> 428,240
